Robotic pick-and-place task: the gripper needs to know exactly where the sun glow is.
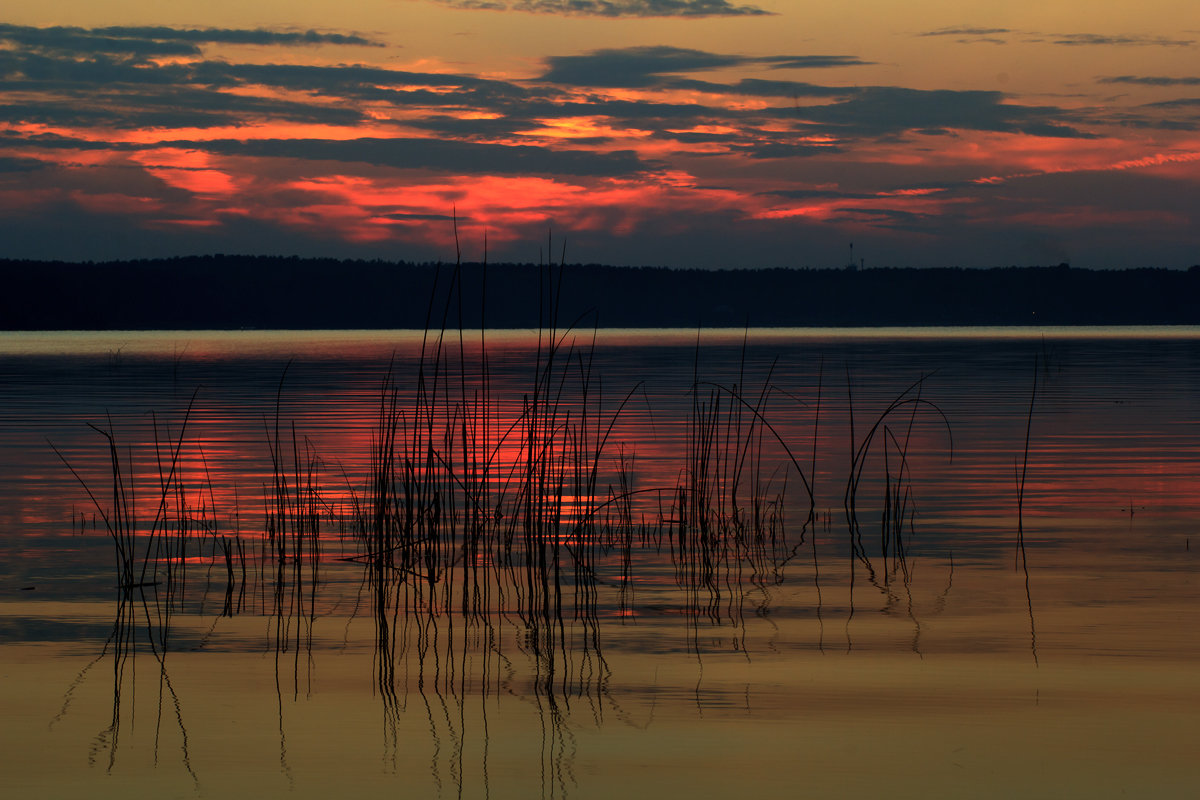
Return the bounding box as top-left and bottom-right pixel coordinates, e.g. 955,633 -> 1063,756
517,117 -> 653,140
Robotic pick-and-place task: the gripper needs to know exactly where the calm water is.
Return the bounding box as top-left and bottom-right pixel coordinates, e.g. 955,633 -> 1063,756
2,327 -> 1199,798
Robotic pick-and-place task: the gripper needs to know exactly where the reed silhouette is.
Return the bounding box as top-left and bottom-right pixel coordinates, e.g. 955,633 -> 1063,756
1016,356 -> 1040,666
53,262 -> 1022,795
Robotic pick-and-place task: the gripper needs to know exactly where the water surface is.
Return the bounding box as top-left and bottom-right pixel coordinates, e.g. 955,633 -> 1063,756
2,327 -> 1198,798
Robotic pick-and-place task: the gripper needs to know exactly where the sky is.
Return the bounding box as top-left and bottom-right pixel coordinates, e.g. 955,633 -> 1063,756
2,2 -> 1199,268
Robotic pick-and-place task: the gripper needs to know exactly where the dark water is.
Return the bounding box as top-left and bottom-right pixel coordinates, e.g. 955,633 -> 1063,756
2,328 -> 1199,798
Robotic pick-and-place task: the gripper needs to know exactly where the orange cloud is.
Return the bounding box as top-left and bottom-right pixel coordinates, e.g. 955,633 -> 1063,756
517,116 -> 654,140
754,187 -> 964,224
131,148 -> 241,196
970,147 -> 1200,186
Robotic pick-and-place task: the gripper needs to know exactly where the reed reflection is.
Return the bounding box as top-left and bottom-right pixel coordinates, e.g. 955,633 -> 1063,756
47,310 -> 1099,796
50,580 -> 199,786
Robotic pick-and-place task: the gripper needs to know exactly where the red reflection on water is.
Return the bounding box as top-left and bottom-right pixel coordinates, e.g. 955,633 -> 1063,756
9,332 -> 1200,583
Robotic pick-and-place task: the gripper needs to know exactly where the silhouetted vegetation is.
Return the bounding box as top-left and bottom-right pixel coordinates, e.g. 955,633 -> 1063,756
4,256 -> 1198,329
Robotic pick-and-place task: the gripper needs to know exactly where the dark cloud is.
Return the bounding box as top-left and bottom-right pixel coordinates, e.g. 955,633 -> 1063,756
193,62 -> 856,142
545,96 -> 745,120
1,129 -> 648,177
795,87 -> 1094,138
1,55 -> 536,129
1143,97 -> 1200,109
126,86 -> 370,125
1086,95 -> 1200,130
988,168 -> 1200,218
0,101 -> 222,129
1,23 -> 1194,268
432,0 -> 770,17
0,23 -> 199,58
192,61 -> 539,112
1099,75 -> 1200,86
7,52 -> 1090,148
765,188 -> 875,200
0,132 -> 119,150
649,130 -> 735,145
0,82 -> 369,129
646,128 -> 841,158
166,137 -> 650,177
917,29 -> 1197,48
16,28 -> 1062,154
0,51 -> 189,85
540,47 -> 739,87
188,55 -> 857,141
914,26 -> 1012,45
834,206 -> 941,230
736,142 -> 840,159
918,27 -> 1012,37
402,115 -> 533,138
748,55 -> 867,70
1147,119 -> 1197,130
89,26 -> 380,47
0,156 -> 47,173
0,23 -> 377,60
0,27 -> 405,130
540,46 -> 867,88
194,61 -> 528,96
1040,33 -> 1194,47
0,41 -> 542,131
664,77 -> 855,98
0,27 -> 1100,157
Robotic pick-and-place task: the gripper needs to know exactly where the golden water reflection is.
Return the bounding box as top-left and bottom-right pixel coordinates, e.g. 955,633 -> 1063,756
6,545 -> 1200,798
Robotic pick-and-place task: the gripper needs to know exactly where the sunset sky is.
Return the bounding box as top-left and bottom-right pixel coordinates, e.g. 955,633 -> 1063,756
3,2 -> 1198,267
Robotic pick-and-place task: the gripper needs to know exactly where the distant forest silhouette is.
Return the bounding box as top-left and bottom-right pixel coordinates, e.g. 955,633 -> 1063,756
4,256 -> 1199,329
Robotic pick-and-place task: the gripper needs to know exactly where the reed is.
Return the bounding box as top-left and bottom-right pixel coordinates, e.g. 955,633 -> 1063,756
51,403 -> 203,782
59,299 -> 831,672
51,390 -> 201,594
843,373 -> 952,580
1016,355 -> 1040,665
50,419 -> 137,590
55,248 -> 998,753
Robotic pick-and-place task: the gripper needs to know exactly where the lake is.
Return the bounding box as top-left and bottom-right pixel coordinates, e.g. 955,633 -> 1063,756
2,327 -> 1199,798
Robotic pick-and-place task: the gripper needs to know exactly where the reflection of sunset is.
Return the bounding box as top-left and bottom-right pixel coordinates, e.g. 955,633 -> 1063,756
17,330 -> 1197,565
6,328 -> 1200,798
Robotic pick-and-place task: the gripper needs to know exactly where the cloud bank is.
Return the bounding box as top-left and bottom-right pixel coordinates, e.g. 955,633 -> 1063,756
430,0 -> 770,17
0,23 -> 1196,268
